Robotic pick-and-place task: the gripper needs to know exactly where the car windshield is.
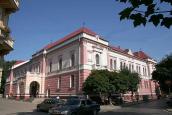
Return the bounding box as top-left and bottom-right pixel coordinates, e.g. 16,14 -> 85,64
65,99 -> 80,105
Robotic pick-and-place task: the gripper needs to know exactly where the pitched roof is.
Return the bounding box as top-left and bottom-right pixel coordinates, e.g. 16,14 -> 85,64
133,51 -> 151,59
14,60 -> 25,65
109,45 -> 125,53
43,27 -> 97,50
109,45 -> 151,60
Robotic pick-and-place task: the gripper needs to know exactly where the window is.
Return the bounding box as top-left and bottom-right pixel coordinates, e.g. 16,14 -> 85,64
71,53 -> 75,67
95,54 -> 100,65
59,57 -> 62,70
86,100 -> 93,105
129,64 -> 131,71
70,75 -> 75,88
136,66 -> 138,73
0,8 -> 2,20
144,81 -> 149,88
57,77 -> 61,89
110,59 -> 113,70
114,60 -> 116,70
123,63 -> 126,69
132,65 -> 134,71
120,62 -> 123,70
138,66 -> 141,74
49,61 -> 52,72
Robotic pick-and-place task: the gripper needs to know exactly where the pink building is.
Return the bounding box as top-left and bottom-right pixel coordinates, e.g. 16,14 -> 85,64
5,27 -> 157,100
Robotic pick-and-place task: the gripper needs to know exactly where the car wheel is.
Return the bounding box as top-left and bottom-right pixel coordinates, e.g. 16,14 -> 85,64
71,112 -> 76,115
37,106 -> 40,112
93,110 -> 98,115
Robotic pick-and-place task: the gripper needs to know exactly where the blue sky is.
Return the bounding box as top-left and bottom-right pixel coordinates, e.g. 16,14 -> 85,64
6,0 -> 172,62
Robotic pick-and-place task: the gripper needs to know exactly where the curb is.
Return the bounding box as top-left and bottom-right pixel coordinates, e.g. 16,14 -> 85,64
121,99 -> 159,107
166,109 -> 172,113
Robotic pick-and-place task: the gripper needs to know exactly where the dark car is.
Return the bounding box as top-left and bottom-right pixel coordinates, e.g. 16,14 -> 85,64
166,96 -> 172,106
49,99 -> 100,115
37,98 -> 65,112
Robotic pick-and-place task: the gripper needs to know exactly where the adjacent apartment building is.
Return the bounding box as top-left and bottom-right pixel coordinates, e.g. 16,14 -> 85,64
5,27 -> 157,101
0,0 -> 20,87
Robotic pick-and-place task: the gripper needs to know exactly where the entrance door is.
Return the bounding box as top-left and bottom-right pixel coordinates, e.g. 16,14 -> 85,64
30,81 -> 39,98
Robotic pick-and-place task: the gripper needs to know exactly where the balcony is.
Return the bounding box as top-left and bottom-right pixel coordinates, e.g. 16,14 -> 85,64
0,0 -> 19,12
0,28 -> 14,56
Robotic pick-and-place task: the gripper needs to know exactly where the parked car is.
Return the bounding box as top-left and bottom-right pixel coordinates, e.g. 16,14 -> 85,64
37,98 -> 65,112
49,99 -> 100,115
166,96 -> 172,106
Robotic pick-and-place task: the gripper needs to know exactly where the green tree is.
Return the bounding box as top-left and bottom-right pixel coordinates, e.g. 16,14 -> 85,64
119,69 -> 140,100
83,69 -> 140,103
82,70 -> 109,95
152,54 -> 172,94
0,60 -> 16,94
117,0 -> 172,28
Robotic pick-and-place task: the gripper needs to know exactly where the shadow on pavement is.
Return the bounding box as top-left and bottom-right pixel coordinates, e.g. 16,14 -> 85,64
9,111 -> 48,115
101,111 -> 151,115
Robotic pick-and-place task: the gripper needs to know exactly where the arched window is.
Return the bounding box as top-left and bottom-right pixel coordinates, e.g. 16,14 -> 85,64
110,59 -> 113,69
95,54 -> 100,65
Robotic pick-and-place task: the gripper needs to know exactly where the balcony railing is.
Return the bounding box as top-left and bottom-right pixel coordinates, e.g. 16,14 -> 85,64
47,65 -> 78,76
26,71 -> 41,78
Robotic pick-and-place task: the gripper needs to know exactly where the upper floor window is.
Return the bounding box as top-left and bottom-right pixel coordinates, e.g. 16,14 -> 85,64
145,68 -> 147,75
129,64 -> 131,71
132,65 -> 134,71
110,59 -> 113,70
120,62 -> 123,70
95,54 -> 100,65
49,61 -> 52,72
138,66 -> 141,74
114,60 -> 116,70
59,56 -> 62,70
0,8 -> 2,20
136,65 -> 139,73
70,75 -> 75,88
123,63 -> 126,69
71,53 -> 75,67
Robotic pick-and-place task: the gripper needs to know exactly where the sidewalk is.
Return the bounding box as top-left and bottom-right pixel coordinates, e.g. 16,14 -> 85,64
166,108 -> 172,112
100,105 -> 121,112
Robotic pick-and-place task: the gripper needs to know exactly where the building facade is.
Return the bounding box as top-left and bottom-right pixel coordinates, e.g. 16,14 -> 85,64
5,27 -> 157,101
0,0 -> 20,88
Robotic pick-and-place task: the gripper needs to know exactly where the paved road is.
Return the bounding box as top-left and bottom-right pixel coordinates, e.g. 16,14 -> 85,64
0,98 -> 171,115
101,99 -> 171,115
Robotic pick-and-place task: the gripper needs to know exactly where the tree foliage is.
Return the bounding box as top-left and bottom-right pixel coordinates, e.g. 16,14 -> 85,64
152,54 -> 172,93
117,0 -> 172,28
119,69 -> 140,93
0,59 -> 16,94
83,69 -> 140,96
